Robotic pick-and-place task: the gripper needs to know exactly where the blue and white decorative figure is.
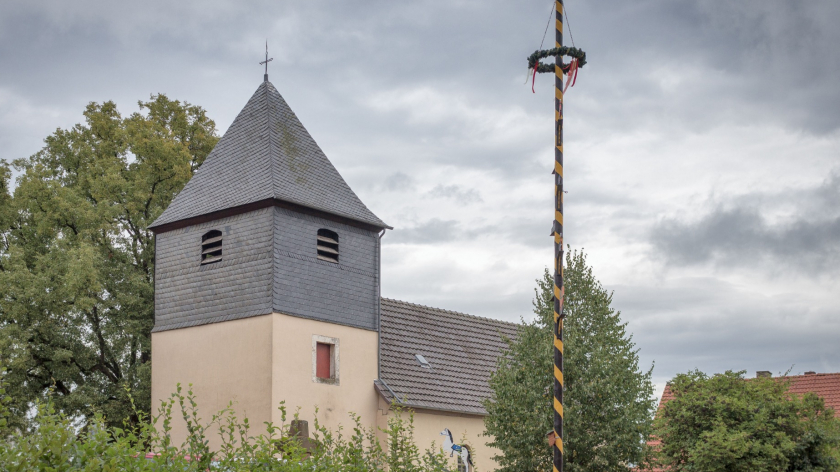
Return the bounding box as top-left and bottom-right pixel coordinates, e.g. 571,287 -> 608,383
440,428 -> 473,472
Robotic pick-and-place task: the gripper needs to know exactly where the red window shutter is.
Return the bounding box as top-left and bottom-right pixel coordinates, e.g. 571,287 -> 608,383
316,343 -> 331,379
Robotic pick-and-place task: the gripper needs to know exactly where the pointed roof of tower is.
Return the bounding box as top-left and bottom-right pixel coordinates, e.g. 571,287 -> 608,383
149,80 -> 388,231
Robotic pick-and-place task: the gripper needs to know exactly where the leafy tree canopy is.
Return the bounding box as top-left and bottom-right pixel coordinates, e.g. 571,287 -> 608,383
484,249 -> 656,472
655,370 -> 840,472
0,96 -> 217,429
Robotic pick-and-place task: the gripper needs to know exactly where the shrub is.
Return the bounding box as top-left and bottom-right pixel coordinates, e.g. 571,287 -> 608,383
0,381 -> 455,472
654,370 -> 840,472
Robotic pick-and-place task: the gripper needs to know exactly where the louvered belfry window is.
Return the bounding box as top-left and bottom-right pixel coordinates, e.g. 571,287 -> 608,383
317,229 -> 339,263
201,230 -> 223,265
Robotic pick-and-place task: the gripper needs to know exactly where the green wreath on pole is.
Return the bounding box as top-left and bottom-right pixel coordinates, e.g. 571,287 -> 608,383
527,46 -> 587,74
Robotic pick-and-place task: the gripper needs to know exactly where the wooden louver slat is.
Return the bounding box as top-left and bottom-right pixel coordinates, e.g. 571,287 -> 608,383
317,246 -> 338,255
202,235 -> 223,245
317,235 -> 338,245
201,254 -> 222,264
202,247 -> 222,256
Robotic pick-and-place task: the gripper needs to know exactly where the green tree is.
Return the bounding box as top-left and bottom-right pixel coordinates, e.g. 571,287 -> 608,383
484,249 -> 656,472
655,370 -> 840,472
0,96 -> 217,429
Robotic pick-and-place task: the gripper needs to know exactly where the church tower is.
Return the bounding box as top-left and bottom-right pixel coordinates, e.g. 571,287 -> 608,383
149,78 -> 389,444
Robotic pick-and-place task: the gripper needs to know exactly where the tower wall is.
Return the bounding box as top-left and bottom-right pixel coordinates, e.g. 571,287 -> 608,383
272,207 -> 380,331
153,205 -> 380,333
269,313 -> 380,433
153,207 -> 274,332
151,314 -> 274,449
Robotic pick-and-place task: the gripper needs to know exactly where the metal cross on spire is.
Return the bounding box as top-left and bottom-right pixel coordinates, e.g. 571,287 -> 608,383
260,41 -> 273,82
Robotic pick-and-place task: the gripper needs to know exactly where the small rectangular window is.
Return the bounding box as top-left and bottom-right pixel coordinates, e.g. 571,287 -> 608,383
312,335 -> 339,385
316,343 -> 331,379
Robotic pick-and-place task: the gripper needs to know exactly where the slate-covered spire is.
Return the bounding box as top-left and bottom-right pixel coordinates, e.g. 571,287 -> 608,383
149,81 -> 388,230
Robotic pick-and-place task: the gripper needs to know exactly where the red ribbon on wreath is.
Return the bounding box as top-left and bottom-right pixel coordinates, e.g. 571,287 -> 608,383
532,62 -> 539,93
532,58 -> 580,94
563,58 -> 579,93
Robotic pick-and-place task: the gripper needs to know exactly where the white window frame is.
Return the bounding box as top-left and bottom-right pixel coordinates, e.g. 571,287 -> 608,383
312,334 -> 340,386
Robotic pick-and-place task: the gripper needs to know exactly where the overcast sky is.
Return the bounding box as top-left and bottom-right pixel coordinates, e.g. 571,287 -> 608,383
2,0 -> 838,398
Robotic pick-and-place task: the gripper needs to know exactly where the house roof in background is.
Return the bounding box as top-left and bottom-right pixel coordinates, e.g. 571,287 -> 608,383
786,373 -> 840,411
657,372 -> 840,413
377,298 -> 519,416
149,80 -> 388,231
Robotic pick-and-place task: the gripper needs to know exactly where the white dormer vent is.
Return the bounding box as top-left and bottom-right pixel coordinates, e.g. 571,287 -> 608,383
201,230 -> 223,265
415,354 -> 431,369
317,229 -> 339,263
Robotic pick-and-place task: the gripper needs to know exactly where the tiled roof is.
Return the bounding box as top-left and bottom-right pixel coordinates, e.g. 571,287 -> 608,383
377,298 -> 520,415
786,373 -> 840,412
149,80 -> 388,230
657,372 -> 840,412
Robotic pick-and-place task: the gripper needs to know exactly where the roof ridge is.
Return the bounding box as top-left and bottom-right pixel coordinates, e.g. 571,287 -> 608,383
265,82 -> 277,204
786,372 -> 840,378
381,297 -> 520,328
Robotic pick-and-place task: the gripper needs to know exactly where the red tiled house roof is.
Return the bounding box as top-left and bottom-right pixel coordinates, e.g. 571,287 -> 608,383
785,373 -> 840,412
657,372 -> 840,412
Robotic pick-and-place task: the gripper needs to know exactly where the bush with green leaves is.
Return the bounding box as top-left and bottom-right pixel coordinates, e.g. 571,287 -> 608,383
654,370 -> 840,472
0,378 -> 456,472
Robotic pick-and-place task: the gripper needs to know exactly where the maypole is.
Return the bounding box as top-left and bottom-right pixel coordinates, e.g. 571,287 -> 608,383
553,3 -> 565,470
526,2 -> 586,471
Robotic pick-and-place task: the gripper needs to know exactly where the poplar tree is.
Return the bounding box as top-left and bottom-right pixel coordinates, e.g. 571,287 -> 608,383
0,96 -> 217,429
484,249 -> 656,472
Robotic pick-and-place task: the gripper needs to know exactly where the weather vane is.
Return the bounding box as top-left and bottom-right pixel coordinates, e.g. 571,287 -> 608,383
260,41 -> 273,82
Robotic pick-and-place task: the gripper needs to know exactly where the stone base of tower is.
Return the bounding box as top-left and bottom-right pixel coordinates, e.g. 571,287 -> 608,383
151,312 -> 379,451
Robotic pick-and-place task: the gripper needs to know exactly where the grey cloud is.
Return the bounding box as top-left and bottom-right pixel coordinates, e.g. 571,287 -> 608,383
386,218 -> 500,244
566,1 -> 840,137
651,174 -> 840,273
381,172 -> 415,192
387,214 -> 555,248
387,219 -> 461,244
492,214 -> 559,251
426,184 -> 482,204
612,278 -> 840,383
7,0 -> 837,179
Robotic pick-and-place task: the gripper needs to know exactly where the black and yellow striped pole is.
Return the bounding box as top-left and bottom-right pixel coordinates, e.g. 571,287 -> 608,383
527,3 -> 586,471
553,2 -> 565,470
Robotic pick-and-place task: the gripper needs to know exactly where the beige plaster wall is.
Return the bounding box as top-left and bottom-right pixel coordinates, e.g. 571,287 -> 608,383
270,313 -> 380,432
152,312 -> 498,471
151,315 -> 274,449
376,397 -> 500,472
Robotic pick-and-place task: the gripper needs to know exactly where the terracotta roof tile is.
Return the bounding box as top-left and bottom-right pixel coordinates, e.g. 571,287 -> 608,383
786,373 -> 840,412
